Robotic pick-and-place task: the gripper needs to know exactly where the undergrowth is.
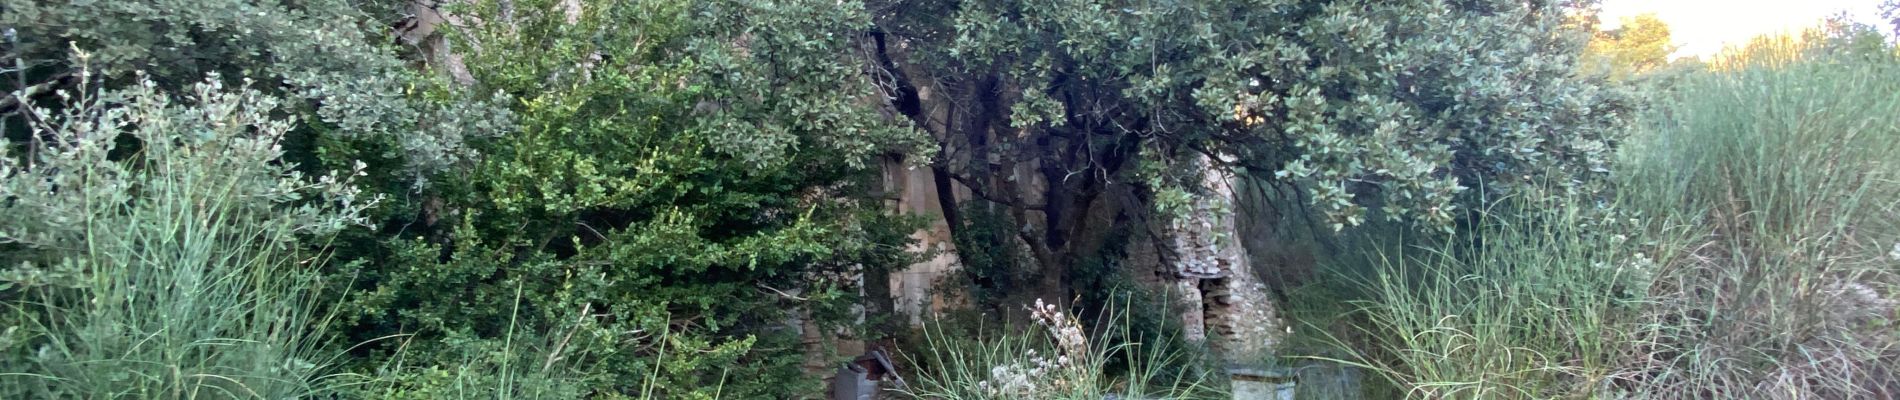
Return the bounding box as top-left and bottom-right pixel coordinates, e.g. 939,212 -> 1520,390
900,298 -> 1226,400
1286,28 -> 1900,399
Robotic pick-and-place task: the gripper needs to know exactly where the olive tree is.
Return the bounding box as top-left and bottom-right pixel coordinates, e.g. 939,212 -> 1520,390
861,0 -> 1634,362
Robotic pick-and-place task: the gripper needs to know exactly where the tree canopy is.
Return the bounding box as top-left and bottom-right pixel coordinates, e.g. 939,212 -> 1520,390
1582,13 -> 1677,79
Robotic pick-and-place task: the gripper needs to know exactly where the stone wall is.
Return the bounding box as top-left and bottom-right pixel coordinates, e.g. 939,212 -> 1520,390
881,159 -> 967,324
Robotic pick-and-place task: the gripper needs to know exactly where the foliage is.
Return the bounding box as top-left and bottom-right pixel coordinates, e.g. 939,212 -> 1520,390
16,0 -> 1891,398
900,298 -> 1224,400
1285,27 -> 1900,400
0,74 -> 374,398
860,2 -> 1640,343
870,0 -> 1634,234
0,0 -> 510,177
346,286 -> 619,400
1581,13 -> 1677,79
1310,199 -> 1663,399
948,204 -> 1035,312
321,0 -> 923,397
1883,0 -> 1900,36
1614,30 -> 1900,399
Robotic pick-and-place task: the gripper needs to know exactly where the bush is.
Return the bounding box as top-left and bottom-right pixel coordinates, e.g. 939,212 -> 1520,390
0,0 -> 510,178
317,0 -> 923,397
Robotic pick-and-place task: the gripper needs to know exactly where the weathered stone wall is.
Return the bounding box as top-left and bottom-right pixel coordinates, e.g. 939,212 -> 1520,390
396,1 -> 475,86
1141,154 -> 1284,363
882,159 -> 967,324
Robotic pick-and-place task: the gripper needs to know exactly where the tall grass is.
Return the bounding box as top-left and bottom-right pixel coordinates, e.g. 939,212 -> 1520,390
346,283 -> 664,399
1309,198 -> 1668,399
900,298 -> 1225,399
0,75 -> 375,398
1613,32 -> 1900,399
1293,29 -> 1900,399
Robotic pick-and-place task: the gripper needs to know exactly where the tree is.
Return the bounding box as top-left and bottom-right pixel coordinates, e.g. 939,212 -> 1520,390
1582,13 -> 1678,79
862,0 -> 1634,363
0,0 -> 507,178
1884,0 -> 1900,36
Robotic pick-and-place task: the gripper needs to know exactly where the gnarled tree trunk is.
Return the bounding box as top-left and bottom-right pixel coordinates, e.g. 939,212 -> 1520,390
859,27 -> 1287,363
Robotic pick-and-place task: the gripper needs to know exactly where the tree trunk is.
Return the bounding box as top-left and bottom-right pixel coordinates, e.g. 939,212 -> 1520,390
861,31 -> 1284,365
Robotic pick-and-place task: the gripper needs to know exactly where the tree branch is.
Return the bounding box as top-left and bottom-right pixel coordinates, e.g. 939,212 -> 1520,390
942,169 -> 1045,211
0,71 -> 74,117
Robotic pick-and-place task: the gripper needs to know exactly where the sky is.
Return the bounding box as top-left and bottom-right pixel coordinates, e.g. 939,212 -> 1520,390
1599,0 -> 1891,58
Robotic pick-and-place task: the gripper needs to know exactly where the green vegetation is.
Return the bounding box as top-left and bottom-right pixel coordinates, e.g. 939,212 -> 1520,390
1581,13 -> 1677,79
0,74 -> 373,398
1284,25 -> 1900,399
327,1 -> 922,396
901,299 -> 1223,400
869,0 -> 1630,292
1615,30 -> 1900,398
3,0 -> 1896,399
1302,200 -> 1652,399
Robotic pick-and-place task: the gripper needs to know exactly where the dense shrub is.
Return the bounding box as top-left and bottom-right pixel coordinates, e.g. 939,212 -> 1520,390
321,0 -> 923,397
0,0 -> 510,177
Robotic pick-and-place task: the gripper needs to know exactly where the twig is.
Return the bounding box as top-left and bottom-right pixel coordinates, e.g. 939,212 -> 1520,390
542,302 -> 591,373
0,72 -> 73,117
943,170 -> 1047,210
757,283 -> 810,301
